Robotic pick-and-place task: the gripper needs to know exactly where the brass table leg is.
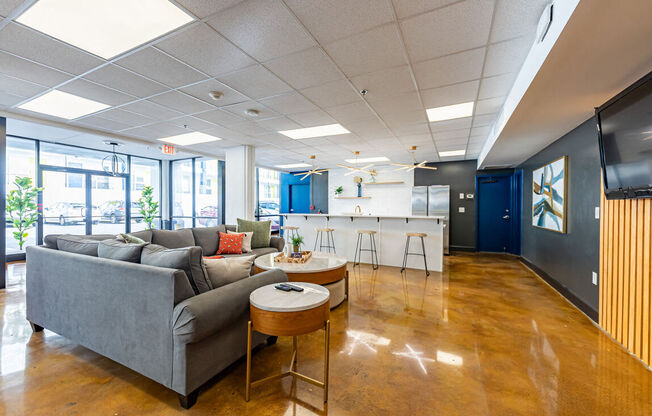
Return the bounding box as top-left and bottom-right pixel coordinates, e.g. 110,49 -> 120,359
324,320 -> 330,403
292,336 -> 298,371
245,321 -> 252,402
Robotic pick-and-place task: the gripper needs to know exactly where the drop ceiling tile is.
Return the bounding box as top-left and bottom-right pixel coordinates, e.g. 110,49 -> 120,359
287,110 -> 336,127
393,123 -> 430,136
326,101 -> 376,124
0,0 -> 22,16
168,115 -> 218,131
175,0 -> 242,18
472,113 -> 495,127
300,79 -> 361,108
420,80 -> 479,108
116,47 -> 207,88
350,65 -> 416,99
255,116 -> 302,131
0,23 -> 104,74
383,110 -> 427,126
259,92 -> 318,114
98,108 -> 155,127
194,108 -> 246,126
475,96 -> 505,115
471,125 -> 491,136
413,48 -> 485,90
324,24 -> 407,77
433,128 -> 470,141
265,47 -> 343,90
217,65 -> 291,99
468,135 -> 486,144
207,0 -> 315,62
284,0 -> 394,44
148,91 -> 214,114
430,117 -> 472,132
203,125 -> 251,141
157,24 -> 254,77
121,100 -> 183,121
397,134 -> 433,145
483,36 -> 532,77
0,90 -> 26,107
478,73 -> 516,100
222,101 -> 278,120
83,64 -> 168,98
0,51 -> 71,87
58,79 -> 136,106
400,0 -> 494,62
179,79 -> 248,107
74,115 -> 132,131
0,73 -> 47,98
392,0 -> 460,19
367,91 -> 422,114
490,0 -> 549,43
122,122 -> 188,140
229,121 -> 270,135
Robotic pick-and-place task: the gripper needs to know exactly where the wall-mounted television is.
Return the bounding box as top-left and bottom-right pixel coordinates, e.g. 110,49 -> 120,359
596,71 -> 652,199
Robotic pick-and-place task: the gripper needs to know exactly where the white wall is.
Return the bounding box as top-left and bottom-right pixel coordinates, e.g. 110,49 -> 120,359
328,166 -> 414,215
225,145 -> 256,224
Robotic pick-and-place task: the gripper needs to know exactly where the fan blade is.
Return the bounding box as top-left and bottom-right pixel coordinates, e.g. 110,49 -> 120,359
300,172 -> 311,180
337,164 -> 353,170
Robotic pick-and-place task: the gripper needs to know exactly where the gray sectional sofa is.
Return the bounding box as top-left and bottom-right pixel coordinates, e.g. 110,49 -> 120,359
26,225 -> 287,409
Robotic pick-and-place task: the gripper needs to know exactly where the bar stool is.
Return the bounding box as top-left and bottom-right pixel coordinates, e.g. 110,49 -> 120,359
280,226 -> 299,240
354,230 -> 379,270
401,232 -> 429,276
314,228 -> 336,253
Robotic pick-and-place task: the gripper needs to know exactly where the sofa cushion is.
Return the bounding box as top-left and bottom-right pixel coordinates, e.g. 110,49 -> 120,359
129,229 -> 153,243
56,235 -> 104,256
237,218 -> 271,249
98,239 -> 147,263
191,225 -> 226,256
203,255 -> 255,289
151,229 -> 195,249
216,232 -> 244,255
45,233 -> 115,249
140,244 -> 212,295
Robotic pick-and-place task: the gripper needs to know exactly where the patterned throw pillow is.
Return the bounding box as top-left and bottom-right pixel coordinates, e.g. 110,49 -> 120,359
227,230 -> 253,252
216,232 -> 244,255
204,255 -> 224,259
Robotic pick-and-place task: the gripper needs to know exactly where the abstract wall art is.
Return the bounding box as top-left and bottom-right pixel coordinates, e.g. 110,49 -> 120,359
532,156 -> 567,233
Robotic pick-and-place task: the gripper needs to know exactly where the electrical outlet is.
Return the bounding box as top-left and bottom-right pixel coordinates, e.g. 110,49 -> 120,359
458,207 -> 465,213
459,193 -> 465,199
595,206 -> 600,219
592,272 -> 598,285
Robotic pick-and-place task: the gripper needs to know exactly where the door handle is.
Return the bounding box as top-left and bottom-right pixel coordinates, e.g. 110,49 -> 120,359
502,215 -> 510,219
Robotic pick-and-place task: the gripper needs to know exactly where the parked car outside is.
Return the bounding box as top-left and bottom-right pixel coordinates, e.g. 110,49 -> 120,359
43,202 -> 86,225
198,205 -> 218,227
258,206 -> 280,232
99,201 -> 142,224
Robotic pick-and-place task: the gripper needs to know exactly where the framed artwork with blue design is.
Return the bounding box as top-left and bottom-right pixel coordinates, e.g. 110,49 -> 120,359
532,156 -> 567,233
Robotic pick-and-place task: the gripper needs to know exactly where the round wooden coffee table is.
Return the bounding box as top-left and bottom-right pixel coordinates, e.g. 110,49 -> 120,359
253,252 -> 348,308
246,282 -> 330,402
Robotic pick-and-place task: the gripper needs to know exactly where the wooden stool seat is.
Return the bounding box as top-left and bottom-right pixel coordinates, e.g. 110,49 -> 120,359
281,226 -> 299,230
401,233 -> 430,276
315,227 -> 335,232
314,228 -> 337,253
357,230 -> 376,234
406,232 -> 427,237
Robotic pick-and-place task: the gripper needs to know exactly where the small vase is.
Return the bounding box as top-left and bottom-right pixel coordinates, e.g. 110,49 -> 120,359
357,183 -> 362,197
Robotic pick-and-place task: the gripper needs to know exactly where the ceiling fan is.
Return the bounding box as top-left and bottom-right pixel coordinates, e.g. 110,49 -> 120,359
337,151 -> 376,176
294,155 -> 328,181
391,146 -> 438,172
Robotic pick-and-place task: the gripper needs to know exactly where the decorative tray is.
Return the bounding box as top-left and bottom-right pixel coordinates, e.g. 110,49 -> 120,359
275,251 -> 313,264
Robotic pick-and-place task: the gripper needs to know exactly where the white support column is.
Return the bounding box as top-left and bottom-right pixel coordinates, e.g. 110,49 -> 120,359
225,145 -> 256,224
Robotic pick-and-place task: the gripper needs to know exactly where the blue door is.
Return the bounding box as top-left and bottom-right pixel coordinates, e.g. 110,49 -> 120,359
289,184 -> 310,214
477,175 -> 512,252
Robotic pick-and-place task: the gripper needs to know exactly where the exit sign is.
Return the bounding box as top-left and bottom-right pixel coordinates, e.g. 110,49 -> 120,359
161,144 -> 175,155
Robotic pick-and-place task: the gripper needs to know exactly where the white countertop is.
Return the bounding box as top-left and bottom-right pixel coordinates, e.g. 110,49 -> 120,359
250,282 -> 330,312
283,213 -> 447,220
255,252 -> 347,273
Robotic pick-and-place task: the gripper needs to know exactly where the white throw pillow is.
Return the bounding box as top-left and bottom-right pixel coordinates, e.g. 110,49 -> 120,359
203,255 -> 256,289
228,230 -> 253,252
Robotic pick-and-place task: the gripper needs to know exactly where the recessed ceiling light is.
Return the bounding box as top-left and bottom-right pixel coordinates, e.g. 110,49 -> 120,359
18,90 -> 111,119
344,156 -> 389,163
209,91 -> 223,100
16,0 -> 194,59
439,149 -> 466,157
279,124 -> 350,139
158,132 -> 222,146
275,163 -> 311,169
426,102 -> 474,122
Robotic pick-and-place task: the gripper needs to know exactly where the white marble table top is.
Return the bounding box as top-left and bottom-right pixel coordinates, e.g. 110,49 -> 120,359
250,282 -> 330,312
254,251 -> 347,273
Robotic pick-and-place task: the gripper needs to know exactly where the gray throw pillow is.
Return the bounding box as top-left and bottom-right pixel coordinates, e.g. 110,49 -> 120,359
129,229 -> 153,243
151,229 -> 195,249
203,255 -> 255,289
56,235 -> 101,256
116,233 -> 147,244
141,244 -> 212,295
99,239 -> 147,263
191,225 -> 226,257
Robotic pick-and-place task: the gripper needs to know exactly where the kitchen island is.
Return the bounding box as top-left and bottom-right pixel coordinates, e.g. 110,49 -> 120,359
282,213 -> 445,272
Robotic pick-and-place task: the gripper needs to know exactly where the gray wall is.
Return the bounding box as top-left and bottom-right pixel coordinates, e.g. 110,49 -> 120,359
310,171 -> 328,214
414,160 -> 478,250
519,117 -> 601,314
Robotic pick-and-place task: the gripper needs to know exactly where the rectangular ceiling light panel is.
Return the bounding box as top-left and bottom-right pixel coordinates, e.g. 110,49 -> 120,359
344,156 -> 389,163
427,102 -> 474,122
279,123 -> 350,139
16,0 -> 194,59
439,149 -> 466,157
158,132 -> 222,145
18,90 -> 111,119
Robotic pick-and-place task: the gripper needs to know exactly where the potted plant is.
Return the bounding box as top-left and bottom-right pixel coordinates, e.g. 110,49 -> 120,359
291,235 -> 304,253
138,185 -> 159,229
6,177 -> 43,251
334,185 -> 343,196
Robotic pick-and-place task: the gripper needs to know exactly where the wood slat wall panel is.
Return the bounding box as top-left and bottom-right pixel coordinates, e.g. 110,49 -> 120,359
600,191 -> 652,367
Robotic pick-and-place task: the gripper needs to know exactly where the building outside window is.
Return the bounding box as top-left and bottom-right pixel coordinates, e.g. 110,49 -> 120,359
171,158 -> 222,229
5,137 -> 37,253
130,157 -> 161,231
256,167 -> 281,233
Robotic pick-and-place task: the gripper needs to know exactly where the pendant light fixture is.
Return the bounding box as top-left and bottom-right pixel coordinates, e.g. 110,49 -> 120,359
102,141 -> 127,176
294,155 -> 328,181
337,151 -> 376,176
391,146 -> 438,172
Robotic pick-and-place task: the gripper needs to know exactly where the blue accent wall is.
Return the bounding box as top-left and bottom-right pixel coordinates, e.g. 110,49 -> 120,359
280,171 -> 329,215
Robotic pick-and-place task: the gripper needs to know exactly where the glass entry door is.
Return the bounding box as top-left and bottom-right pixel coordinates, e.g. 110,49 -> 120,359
91,175 -> 127,235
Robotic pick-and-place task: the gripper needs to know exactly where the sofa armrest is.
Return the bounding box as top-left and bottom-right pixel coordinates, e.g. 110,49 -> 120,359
172,269 -> 288,344
269,236 -> 285,252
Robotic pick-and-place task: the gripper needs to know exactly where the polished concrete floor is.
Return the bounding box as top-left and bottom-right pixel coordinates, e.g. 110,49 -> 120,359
1,253 -> 651,415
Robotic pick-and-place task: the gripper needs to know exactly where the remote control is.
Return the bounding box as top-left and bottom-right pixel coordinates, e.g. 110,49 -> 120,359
274,284 -> 291,291
284,283 -> 304,292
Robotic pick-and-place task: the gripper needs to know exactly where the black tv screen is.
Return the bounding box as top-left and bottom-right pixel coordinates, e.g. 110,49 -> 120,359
597,71 -> 652,199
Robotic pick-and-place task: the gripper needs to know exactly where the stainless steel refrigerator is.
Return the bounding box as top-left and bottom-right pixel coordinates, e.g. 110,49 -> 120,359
411,185 -> 450,254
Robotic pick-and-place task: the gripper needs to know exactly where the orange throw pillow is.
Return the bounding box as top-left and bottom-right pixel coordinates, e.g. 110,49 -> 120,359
204,255 -> 224,259
216,232 -> 244,255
